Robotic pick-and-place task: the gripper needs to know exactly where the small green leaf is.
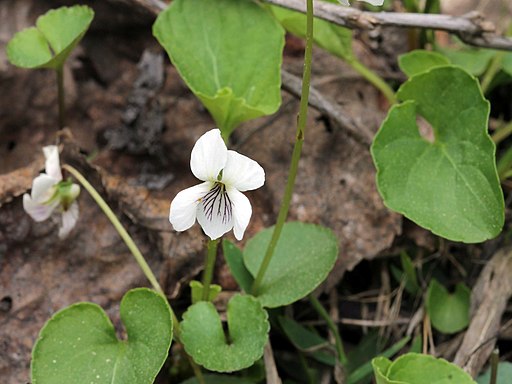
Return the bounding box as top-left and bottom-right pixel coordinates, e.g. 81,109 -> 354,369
477,362 -> 512,384
180,294 -> 269,372
371,66 -> 504,243
436,46 -> 494,76
269,0 -> 354,61
180,374 -> 256,384
398,50 -> 450,77
243,222 -> 338,308
390,252 -> 419,295
31,288 -> 173,384
372,353 -> 476,384
153,0 -> 284,138
223,239 -> 254,293
7,5 -> 94,70
426,279 -> 470,334
190,280 -> 222,304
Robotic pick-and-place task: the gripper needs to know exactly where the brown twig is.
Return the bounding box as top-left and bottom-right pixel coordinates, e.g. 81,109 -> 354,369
112,0 -> 512,51
454,247 -> 512,377
264,0 -> 512,51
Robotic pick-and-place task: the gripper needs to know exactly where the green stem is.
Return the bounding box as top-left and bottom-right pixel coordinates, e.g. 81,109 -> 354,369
492,120 -> 512,145
202,239 -> 219,301
490,349 -> 499,384
481,52 -> 504,94
309,295 -> 347,365
63,164 -> 163,294
251,0 -> 314,295
347,58 -> 396,105
56,67 -> 65,130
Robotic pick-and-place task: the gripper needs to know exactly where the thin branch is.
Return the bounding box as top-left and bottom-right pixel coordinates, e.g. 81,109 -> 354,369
116,0 -> 512,51
264,0 -> 512,51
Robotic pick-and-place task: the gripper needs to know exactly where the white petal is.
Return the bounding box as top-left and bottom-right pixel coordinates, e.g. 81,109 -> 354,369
190,129 -> 228,181
23,193 -> 56,222
338,0 -> 350,5
31,174 -> 59,203
43,145 -> 62,181
222,150 -> 265,192
227,188 -> 252,241
169,181 -> 213,232
196,184 -> 234,240
59,202 -> 79,238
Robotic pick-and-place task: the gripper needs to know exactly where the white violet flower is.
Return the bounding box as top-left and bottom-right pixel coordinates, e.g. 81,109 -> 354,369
23,145 -> 80,238
169,129 -> 265,241
338,0 -> 384,6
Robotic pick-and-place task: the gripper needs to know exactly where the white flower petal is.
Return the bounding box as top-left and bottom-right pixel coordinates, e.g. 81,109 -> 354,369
222,150 -> 265,192
59,202 -> 79,238
31,174 -> 59,203
23,193 -> 56,222
196,184 -> 234,240
190,129 -> 228,181
43,145 -> 62,181
226,188 -> 252,241
170,181 -> 213,232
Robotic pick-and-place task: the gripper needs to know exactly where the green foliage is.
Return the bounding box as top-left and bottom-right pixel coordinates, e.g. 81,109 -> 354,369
243,222 -> 338,308
426,279 -> 470,334
372,353 -> 476,384
278,316 -> 336,366
390,252 -> 420,295
371,66 -> 504,243
180,294 -> 269,372
477,362 -> 512,384
7,5 -> 94,70
436,46 -> 495,76
268,0 -> 354,61
223,240 -> 254,293
180,374 -> 256,384
31,288 -> 173,384
189,280 -> 222,304
398,50 -> 450,77
346,336 -> 410,384
153,0 -> 284,138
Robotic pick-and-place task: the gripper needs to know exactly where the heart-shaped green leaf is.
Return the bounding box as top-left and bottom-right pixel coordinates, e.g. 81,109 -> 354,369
398,50 -> 450,77
153,0 -> 284,138
7,5 -> 94,70
243,222 -> 338,308
269,0 -> 353,61
180,294 -> 269,372
371,66 -> 504,243
31,288 -> 173,384
372,353 -> 476,384
426,279 -> 470,334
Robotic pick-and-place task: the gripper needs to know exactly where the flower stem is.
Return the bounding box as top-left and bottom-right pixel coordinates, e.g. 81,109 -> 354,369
481,51 -> 504,94
347,58 -> 396,105
202,239 -> 220,301
309,295 -> 347,365
56,67 -> 65,130
492,120 -> 512,145
251,0 -> 314,295
63,164 -> 163,294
